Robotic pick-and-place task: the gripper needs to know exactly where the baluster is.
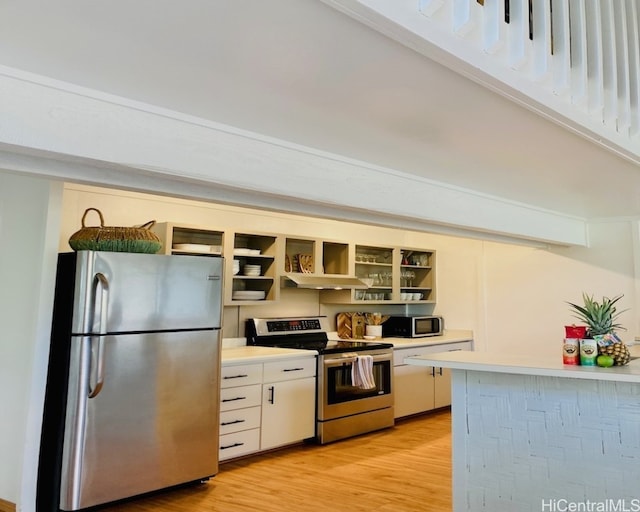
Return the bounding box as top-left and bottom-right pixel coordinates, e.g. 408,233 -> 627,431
613,1 -> 631,135
551,0 -> 571,95
625,0 -> 640,136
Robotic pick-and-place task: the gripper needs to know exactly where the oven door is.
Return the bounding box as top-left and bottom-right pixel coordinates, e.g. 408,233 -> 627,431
317,350 -> 393,421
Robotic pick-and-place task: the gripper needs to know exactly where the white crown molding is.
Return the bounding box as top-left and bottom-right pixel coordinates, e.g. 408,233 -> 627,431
0,66 -> 587,246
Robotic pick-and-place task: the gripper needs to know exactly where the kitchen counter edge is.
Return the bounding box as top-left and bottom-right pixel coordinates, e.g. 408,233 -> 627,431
221,329 -> 474,365
405,349 -> 640,383
380,329 -> 473,349
222,345 -> 318,365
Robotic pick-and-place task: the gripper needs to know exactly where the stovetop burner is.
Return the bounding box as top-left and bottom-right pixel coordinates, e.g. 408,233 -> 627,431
245,316 -> 394,354
321,339 -> 393,354
263,338 -> 393,354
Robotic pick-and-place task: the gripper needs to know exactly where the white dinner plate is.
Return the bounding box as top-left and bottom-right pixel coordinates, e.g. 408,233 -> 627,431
173,243 -> 213,253
232,290 -> 266,300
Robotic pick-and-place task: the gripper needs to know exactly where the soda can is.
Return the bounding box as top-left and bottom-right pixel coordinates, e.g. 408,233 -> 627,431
563,338 -> 580,365
579,338 -> 598,366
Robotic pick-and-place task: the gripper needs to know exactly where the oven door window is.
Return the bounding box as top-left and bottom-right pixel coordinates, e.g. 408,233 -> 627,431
326,359 -> 391,405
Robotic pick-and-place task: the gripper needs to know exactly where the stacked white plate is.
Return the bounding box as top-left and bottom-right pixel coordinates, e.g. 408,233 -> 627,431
243,264 -> 261,276
172,243 -> 212,254
172,243 -> 222,254
232,290 -> 266,300
233,248 -> 261,256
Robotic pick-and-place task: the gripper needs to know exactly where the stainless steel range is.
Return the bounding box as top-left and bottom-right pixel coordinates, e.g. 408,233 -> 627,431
246,316 -> 395,444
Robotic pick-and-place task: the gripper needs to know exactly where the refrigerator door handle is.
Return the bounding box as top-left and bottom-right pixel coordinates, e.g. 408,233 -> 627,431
88,273 -> 109,398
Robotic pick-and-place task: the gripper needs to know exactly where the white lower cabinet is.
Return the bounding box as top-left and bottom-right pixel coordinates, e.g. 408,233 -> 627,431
394,364 -> 435,417
219,363 -> 263,461
433,366 -> 452,409
393,341 -> 472,419
261,358 -> 316,450
219,356 -> 316,461
219,427 -> 261,461
219,406 -> 262,436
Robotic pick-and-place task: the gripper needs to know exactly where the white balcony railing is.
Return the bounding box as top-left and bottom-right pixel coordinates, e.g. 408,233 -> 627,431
418,0 -> 640,138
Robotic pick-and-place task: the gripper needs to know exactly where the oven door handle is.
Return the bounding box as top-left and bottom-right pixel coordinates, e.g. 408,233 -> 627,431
323,353 -> 391,366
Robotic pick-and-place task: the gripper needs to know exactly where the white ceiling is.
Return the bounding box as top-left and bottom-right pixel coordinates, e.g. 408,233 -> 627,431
2,0 -> 640,219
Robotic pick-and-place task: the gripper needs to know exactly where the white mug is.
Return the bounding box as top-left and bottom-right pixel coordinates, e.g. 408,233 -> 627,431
365,325 -> 383,339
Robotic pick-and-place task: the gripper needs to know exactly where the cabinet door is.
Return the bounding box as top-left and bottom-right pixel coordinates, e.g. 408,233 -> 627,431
433,366 -> 452,409
394,365 -> 435,418
261,377 -> 316,450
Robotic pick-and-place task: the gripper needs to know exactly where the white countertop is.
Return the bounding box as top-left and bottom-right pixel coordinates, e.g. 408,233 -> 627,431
380,329 -> 473,349
221,345 -> 318,365
406,348 -> 640,383
221,329 -> 474,365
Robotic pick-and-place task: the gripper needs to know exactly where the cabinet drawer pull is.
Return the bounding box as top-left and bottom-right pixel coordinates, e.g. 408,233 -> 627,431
222,396 -> 246,403
220,442 -> 244,450
223,374 -> 249,380
221,419 -> 246,426
283,367 -> 304,372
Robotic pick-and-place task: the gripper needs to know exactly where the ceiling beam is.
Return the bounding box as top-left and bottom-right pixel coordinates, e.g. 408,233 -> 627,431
0,66 -> 588,246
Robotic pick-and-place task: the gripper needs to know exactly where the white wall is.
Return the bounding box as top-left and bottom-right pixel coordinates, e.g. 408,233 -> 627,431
482,221 -> 637,357
61,184 -> 640,357
0,172 -> 62,510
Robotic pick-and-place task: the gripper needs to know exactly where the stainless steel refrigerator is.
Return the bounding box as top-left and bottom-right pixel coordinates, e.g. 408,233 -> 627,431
37,251 -> 223,511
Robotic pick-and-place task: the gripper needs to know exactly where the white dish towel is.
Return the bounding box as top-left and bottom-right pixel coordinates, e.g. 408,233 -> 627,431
351,355 -> 376,390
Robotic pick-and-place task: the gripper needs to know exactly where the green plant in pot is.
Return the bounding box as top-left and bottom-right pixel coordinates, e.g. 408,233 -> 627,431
567,293 -> 630,365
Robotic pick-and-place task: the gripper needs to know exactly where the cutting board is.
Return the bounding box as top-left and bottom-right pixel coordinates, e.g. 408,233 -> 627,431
336,312 -> 365,339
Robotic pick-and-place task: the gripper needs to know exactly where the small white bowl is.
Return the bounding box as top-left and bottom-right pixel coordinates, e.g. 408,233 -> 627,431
363,335 -> 377,341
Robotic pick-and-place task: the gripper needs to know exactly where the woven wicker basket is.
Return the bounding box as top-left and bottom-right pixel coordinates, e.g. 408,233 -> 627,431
68,208 -> 162,254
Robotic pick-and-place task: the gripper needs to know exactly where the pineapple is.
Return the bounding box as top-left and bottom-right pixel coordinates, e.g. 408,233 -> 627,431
567,293 -> 625,337
567,293 -> 630,366
598,341 -> 631,366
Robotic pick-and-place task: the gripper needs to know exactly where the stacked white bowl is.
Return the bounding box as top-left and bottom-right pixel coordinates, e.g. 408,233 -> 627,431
243,264 -> 261,276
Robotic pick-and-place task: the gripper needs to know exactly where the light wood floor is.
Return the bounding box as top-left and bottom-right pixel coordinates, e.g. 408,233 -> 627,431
104,409 -> 452,512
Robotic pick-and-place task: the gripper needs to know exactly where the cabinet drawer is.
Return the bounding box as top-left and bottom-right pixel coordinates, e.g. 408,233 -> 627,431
219,428 -> 260,461
394,341 -> 472,366
219,406 -> 262,436
263,357 -> 316,383
220,383 -> 262,411
221,363 -> 263,388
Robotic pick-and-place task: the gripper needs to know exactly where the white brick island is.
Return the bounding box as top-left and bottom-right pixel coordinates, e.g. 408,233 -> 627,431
406,350 -> 640,512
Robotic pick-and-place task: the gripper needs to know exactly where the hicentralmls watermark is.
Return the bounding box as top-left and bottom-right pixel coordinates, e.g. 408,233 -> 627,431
541,499 -> 640,512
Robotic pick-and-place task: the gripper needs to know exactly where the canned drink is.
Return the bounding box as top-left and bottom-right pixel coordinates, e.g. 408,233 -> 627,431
563,338 -> 580,365
579,338 -> 598,366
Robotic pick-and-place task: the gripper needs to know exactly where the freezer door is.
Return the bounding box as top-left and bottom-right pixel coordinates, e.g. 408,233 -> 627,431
60,330 -> 221,511
66,251 -> 223,333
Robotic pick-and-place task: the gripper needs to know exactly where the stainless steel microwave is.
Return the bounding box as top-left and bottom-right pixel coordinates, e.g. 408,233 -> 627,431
382,315 -> 444,338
